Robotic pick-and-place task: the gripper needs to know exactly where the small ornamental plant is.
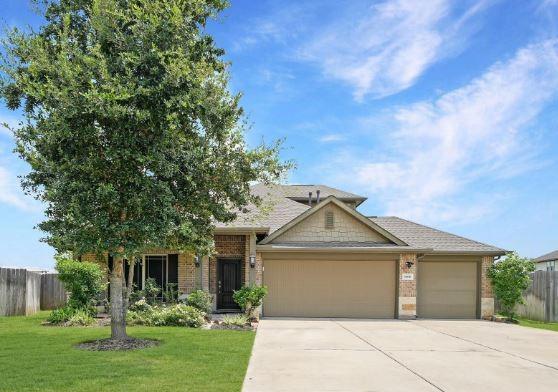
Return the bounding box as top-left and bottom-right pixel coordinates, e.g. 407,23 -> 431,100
488,252 -> 535,321
233,285 -> 268,320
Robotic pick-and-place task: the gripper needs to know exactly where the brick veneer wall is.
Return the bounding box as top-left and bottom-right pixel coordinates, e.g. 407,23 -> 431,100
480,255 -> 495,319
398,253 -> 417,319
209,235 -> 247,297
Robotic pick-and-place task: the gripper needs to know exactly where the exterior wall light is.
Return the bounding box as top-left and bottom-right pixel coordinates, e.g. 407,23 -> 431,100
405,261 -> 414,268
249,255 -> 256,268
194,255 -> 201,268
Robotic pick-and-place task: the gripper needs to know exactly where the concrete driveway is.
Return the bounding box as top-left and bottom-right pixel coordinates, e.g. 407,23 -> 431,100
243,319 -> 558,392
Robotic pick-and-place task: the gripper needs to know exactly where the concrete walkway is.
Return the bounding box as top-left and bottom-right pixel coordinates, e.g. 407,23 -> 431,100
243,318 -> 558,392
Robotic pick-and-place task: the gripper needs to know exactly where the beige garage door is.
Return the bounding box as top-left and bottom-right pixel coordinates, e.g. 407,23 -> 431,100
418,261 -> 478,319
263,259 -> 396,318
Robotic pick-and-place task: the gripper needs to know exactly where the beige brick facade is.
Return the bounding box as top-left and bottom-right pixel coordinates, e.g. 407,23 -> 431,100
480,255 -> 495,319
80,240 -> 496,319
398,253 -> 417,319
274,204 -> 390,243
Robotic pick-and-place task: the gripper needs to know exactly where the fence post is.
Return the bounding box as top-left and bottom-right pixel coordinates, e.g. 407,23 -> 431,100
545,271 -> 551,323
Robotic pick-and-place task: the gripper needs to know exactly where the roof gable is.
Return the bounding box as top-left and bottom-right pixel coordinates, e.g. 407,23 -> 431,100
260,196 -> 406,245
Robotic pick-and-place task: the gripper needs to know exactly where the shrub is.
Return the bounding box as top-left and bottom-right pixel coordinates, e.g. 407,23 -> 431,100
186,290 -> 212,313
164,283 -> 179,303
55,255 -> 104,310
160,305 -> 205,327
47,306 -> 95,326
233,285 -> 268,319
129,298 -> 151,312
144,278 -> 161,304
67,309 -> 95,326
488,252 -> 535,321
47,306 -> 75,324
127,304 -> 205,328
222,314 -> 249,327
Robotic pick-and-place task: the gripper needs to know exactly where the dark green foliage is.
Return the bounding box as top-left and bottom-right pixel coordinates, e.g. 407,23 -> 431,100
143,278 -> 161,304
488,252 -> 535,321
47,306 -> 76,324
55,256 -> 104,310
163,283 -> 179,303
47,306 -> 95,326
233,285 -> 268,318
0,0 -> 289,260
1,0 -> 289,338
186,289 -> 213,313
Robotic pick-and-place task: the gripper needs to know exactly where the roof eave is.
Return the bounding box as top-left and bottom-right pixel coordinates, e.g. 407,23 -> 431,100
214,226 -> 270,234
257,245 -> 432,253
425,250 -> 508,256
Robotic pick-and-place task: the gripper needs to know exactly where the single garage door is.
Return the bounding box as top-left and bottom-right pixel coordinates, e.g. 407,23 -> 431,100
263,259 -> 396,318
417,261 -> 478,319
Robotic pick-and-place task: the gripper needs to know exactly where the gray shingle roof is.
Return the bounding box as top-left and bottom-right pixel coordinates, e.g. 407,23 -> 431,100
216,184 -> 506,255
370,216 -> 506,254
250,183 -> 366,203
215,187 -> 310,234
534,250 -> 558,263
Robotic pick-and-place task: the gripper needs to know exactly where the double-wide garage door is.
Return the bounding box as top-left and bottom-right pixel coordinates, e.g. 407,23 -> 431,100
417,261 -> 478,319
263,259 -> 396,318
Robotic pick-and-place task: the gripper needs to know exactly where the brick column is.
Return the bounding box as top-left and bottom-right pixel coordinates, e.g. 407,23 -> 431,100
480,256 -> 494,319
201,255 -> 210,292
255,252 -> 263,285
248,233 -> 257,285
398,253 -> 417,319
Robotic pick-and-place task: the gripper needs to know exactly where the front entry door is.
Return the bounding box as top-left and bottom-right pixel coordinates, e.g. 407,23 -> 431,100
217,259 -> 241,310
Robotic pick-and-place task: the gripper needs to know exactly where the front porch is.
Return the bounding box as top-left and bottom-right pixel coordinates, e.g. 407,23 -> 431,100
84,234 -> 263,311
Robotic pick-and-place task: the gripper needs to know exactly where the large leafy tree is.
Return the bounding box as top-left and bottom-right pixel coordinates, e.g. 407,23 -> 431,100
1,0 -> 288,339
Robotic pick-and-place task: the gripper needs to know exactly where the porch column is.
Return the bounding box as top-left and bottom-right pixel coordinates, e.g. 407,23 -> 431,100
480,256 -> 495,319
248,232 -> 257,285
398,253 -> 417,319
201,255 -> 210,292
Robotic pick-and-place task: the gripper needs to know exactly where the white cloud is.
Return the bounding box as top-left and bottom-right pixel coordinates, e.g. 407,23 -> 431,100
299,0 -> 493,100
0,166 -> 34,210
319,134 -> 345,143
350,40 -> 558,223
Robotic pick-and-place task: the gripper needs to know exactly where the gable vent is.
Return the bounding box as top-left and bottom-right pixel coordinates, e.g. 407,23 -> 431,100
325,211 -> 334,229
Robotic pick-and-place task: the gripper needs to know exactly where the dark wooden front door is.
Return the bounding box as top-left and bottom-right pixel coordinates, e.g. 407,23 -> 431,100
217,259 -> 241,310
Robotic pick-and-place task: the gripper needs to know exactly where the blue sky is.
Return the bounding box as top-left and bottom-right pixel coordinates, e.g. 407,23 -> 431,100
1,0 -> 557,269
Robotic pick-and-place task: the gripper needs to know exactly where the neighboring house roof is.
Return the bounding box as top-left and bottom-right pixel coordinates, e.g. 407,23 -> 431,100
534,250 -> 558,263
370,216 -> 506,255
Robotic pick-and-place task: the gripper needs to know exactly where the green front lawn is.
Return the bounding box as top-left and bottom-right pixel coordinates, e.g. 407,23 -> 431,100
517,317 -> 558,332
0,312 -> 255,392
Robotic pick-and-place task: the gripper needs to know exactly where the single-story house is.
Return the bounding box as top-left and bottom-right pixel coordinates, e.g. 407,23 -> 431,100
83,184 -> 506,319
534,250 -> 558,271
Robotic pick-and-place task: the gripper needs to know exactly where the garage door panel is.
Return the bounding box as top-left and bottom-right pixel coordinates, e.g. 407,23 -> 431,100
263,259 -> 395,318
418,261 -> 477,319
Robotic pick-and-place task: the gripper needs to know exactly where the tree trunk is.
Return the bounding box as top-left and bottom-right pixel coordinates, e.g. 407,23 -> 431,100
122,259 -> 135,319
110,257 -> 128,340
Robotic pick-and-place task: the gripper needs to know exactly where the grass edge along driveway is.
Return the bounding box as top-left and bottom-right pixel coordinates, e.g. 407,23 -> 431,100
0,312 -> 255,392
517,317 -> 558,332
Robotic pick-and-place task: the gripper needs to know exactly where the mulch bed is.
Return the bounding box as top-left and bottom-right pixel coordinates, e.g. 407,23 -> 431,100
75,337 -> 159,351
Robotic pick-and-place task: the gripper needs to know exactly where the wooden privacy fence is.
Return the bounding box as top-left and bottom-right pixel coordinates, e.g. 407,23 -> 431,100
40,273 -> 67,310
0,268 -> 67,316
514,271 -> 558,322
